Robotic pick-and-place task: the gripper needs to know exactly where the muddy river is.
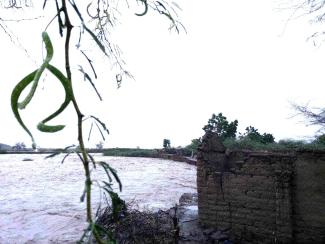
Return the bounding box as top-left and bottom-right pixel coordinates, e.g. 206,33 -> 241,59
0,154 -> 196,243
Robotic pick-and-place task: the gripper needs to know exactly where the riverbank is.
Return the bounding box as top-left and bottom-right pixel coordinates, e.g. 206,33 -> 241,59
96,192 -> 232,243
103,148 -> 196,165
1,147 -> 197,165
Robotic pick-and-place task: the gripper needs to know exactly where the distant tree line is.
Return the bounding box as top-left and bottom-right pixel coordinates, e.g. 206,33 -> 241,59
202,113 -> 275,144
186,112 -> 325,153
12,142 -> 27,150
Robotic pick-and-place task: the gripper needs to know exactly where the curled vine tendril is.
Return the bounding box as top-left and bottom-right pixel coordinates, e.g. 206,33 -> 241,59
11,32 -> 73,148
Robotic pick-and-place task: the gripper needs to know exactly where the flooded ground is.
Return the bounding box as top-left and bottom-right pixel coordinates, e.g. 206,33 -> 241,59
0,154 -> 196,243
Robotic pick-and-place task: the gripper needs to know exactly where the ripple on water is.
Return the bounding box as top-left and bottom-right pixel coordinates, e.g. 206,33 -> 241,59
0,154 -> 197,243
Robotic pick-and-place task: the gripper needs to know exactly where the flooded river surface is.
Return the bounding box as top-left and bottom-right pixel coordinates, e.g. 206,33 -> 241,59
0,154 -> 197,243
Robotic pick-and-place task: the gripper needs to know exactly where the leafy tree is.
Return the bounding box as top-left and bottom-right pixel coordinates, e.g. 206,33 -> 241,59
186,138 -> 201,150
241,126 -> 260,141
241,126 -> 275,144
163,138 -> 171,149
203,113 -> 238,140
185,138 -> 201,155
261,132 -> 275,144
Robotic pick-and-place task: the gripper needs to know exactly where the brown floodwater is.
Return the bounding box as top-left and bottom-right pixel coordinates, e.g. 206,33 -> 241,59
0,154 -> 196,243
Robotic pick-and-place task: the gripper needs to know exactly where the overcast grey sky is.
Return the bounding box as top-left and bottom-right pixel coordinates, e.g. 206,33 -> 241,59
0,0 -> 324,148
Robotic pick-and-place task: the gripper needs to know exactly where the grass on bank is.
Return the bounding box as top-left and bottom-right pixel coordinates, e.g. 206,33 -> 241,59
102,148 -> 159,158
223,138 -> 325,152
3,139 -> 325,156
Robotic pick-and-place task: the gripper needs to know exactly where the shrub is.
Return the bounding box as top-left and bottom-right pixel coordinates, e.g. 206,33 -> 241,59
185,138 -> 201,153
240,126 -> 275,144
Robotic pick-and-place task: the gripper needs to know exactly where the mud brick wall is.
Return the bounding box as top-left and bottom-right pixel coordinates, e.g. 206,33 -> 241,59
197,132 -> 325,243
293,151 -> 325,243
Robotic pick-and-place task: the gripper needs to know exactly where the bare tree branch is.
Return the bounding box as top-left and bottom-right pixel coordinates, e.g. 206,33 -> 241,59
291,102 -> 325,132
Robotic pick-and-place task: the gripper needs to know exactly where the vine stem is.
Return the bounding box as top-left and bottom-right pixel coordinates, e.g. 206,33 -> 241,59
61,1 -> 104,243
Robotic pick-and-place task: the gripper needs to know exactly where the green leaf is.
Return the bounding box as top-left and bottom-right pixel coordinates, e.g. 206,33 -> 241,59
100,161 -> 122,192
80,186 -> 86,202
37,122 -> 65,133
45,145 -> 75,159
90,115 -> 109,136
37,64 -> 72,133
83,24 -> 107,55
11,32 -> 70,145
18,32 -> 54,109
87,152 -> 97,169
94,122 -> 105,141
60,152 -> 73,164
102,188 -> 125,221
100,162 -> 113,183
78,65 -> 102,101
102,180 -> 113,190
11,70 -> 38,146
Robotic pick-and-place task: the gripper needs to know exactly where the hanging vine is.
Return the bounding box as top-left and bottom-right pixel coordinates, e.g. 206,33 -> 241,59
8,0 -> 183,242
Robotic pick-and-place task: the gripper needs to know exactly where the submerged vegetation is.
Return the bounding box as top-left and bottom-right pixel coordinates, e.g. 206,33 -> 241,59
96,203 -> 178,243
